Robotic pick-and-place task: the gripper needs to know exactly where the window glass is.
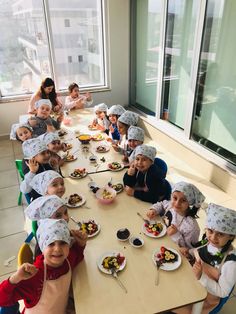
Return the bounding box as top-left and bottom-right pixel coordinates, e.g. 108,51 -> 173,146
192,0 -> 236,165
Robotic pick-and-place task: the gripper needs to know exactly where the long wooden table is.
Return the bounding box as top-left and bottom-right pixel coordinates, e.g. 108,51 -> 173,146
61,109 -> 207,314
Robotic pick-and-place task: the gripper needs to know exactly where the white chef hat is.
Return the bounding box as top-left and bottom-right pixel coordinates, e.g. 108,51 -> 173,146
94,103 -> 108,113
107,105 -> 126,116
40,132 -> 60,146
22,138 -> 48,159
35,99 -> 52,109
30,170 -> 63,196
24,195 -> 66,221
118,110 -> 139,126
206,203 -> 236,235
172,181 -> 205,208
134,144 -> 156,161
127,126 -> 145,142
36,219 -> 71,252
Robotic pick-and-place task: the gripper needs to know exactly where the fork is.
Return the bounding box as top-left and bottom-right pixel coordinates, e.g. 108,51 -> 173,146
137,212 -> 150,225
155,260 -> 162,286
110,268 -> 128,293
70,216 -> 82,228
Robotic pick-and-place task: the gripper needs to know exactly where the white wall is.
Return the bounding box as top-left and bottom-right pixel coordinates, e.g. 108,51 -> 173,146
0,0 -> 130,136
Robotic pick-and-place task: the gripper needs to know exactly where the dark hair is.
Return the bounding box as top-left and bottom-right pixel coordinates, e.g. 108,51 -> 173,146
68,82 -> 79,93
222,238 -> 235,254
185,205 -> 199,218
40,78 -> 57,108
15,126 -> 33,143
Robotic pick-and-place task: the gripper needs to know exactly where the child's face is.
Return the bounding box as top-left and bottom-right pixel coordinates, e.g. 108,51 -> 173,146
16,127 -> 32,142
128,139 -> 143,150
35,150 -> 51,164
71,87 -> 79,98
44,85 -> 54,95
117,121 -> 128,135
96,111 -> 105,119
37,104 -> 51,119
171,191 -> 189,216
134,154 -> 153,172
109,114 -> 118,124
47,140 -> 61,153
51,205 -> 69,222
44,240 -> 69,267
205,228 -> 234,249
47,177 -> 65,198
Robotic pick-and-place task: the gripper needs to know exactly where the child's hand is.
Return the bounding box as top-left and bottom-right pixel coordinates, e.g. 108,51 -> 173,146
71,229 -> 88,247
26,158 -> 39,173
49,156 -> 59,170
147,209 -> 156,220
125,186 -> 134,196
112,143 -> 120,152
96,124 -> 105,131
109,124 -> 115,133
46,124 -> 55,133
9,263 -> 38,284
167,224 -> 178,236
53,105 -> 61,113
61,143 -> 68,152
28,118 -> 38,128
57,112 -> 64,123
193,260 -> 203,280
179,247 -> 190,257
127,163 -> 136,176
85,92 -> 92,101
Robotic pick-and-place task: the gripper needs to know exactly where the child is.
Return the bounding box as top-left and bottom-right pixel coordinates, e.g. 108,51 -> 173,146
21,170 -> 65,199
64,82 -> 93,110
10,123 -> 33,142
147,181 -> 205,249
40,132 -> 65,172
22,138 -> 53,201
28,77 -> 63,114
172,203 -> 236,314
90,103 -> 110,134
107,104 -> 126,141
25,195 -> 68,222
0,219 -> 87,313
28,99 -> 63,136
123,144 -> 171,203
126,126 -> 144,163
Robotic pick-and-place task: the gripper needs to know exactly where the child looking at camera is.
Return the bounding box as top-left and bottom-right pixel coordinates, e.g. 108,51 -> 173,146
90,103 -> 110,134
107,104 -> 126,141
10,123 -> 33,142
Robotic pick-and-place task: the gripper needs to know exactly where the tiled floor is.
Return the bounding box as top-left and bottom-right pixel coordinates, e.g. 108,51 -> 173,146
0,138 -> 235,313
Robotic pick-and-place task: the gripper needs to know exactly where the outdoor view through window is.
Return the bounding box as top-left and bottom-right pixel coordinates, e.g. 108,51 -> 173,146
0,0 -> 104,96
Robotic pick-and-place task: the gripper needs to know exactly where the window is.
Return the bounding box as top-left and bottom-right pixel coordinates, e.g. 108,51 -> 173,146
0,0 -> 106,97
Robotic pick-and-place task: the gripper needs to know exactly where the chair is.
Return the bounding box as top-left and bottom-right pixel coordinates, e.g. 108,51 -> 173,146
15,160 -> 31,205
154,157 -> 168,178
32,221 -> 38,237
209,286 -> 235,314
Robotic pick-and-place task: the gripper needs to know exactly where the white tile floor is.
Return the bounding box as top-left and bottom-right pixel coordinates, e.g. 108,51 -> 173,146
0,138 -> 235,313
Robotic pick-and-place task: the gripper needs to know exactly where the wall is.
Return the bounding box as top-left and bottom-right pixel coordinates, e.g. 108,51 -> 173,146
0,0 -> 130,136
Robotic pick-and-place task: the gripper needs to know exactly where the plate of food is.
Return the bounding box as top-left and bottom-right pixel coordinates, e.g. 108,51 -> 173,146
88,124 -> 98,131
64,153 -> 77,162
92,133 -> 104,141
65,143 -> 73,150
111,183 -> 124,193
152,246 -> 181,271
58,129 -> 67,137
65,193 -> 86,208
96,145 -> 110,153
79,219 -> 101,238
97,251 -> 126,274
142,221 -> 166,238
69,168 -> 87,179
107,162 -> 124,172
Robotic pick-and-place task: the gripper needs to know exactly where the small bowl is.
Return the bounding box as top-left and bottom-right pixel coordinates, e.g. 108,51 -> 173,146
89,155 -> 98,163
129,236 -> 144,248
116,228 -> 130,241
78,134 -> 91,144
96,187 -> 116,204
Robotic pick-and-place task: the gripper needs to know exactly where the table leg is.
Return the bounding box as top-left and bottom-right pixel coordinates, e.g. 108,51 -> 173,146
191,301 -> 204,314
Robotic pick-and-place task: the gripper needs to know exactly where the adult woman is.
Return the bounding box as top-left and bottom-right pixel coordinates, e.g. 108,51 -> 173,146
28,78 -> 63,114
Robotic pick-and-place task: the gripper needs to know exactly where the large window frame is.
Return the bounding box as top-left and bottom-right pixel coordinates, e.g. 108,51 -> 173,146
0,0 -> 109,101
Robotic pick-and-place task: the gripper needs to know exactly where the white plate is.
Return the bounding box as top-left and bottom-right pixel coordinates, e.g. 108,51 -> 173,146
152,247 -> 181,271
65,194 -> 86,208
92,134 -> 104,141
107,162 -> 124,172
96,145 -> 110,153
111,183 -> 124,194
97,251 -> 126,275
79,220 -> 101,238
129,236 -> 144,248
142,221 -> 167,238
64,156 -> 77,162
69,171 -> 88,179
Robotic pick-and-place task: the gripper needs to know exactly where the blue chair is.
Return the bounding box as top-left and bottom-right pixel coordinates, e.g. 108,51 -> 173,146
209,286 -> 235,314
15,160 -> 31,205
154,157 -> 168,178
0,304 -> 20,314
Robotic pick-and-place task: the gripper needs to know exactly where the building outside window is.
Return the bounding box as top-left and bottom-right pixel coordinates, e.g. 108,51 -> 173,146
0,0 -> 106,97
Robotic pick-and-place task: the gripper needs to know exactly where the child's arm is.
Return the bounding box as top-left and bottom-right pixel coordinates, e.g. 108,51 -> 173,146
198,260 -> 236,298
123,165 -> 137,186
147,201 -> 167,219
20,158 -> 39,194
68,231 -> 88,268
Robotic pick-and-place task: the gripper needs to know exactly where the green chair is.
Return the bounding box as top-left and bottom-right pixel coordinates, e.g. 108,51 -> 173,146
15,159 -> 31,205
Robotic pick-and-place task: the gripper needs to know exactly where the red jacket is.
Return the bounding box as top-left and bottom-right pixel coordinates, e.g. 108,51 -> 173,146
0,242 -> 85,312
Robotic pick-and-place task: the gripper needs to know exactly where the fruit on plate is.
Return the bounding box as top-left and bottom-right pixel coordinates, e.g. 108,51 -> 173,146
68,194 -> 82,205
102,254 -> 125,270
156,246 -> 178,263
80,220 -> 98,236
58,130 -> 67,137
96,145 -> 107,152
102,189 -> 113,199
65,154 -> 75,161
145,222 -> 163,236
92,134 -> 103,141
70,168 -> 86,178
108,162 -> 121,170
65,143 -> 73,150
